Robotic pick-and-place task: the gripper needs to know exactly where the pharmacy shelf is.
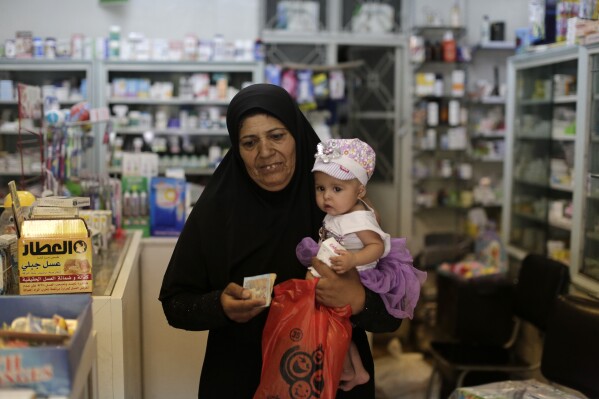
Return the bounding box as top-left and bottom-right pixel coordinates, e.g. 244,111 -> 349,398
107,97 -> 230,106
550,183 -> 573,192
108,166 -> 216,176
475,41 -> 516,50
471,132 -> 505,139
99,60 -> 263,178
115,127 -> 228,136
553,95 -> 578,103
0,170 -> 39,176
518,98 -> 553,105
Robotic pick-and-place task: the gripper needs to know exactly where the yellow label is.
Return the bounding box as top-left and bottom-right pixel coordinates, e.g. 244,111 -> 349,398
17,237 -> 93,295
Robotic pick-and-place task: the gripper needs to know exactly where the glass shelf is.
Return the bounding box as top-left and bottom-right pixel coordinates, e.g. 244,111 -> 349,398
517,98 -> 553,105
413,26 -> 466,39
91,232 -> 133,296
513,211 -> 547,224
108,97 -> 230,105
115,127 -> 228,136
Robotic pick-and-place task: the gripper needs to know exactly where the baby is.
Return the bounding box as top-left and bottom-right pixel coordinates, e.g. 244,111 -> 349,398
297,138 -> 427,391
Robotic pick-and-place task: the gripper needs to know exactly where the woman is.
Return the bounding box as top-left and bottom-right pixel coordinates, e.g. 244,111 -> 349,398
160,83 -> 401,398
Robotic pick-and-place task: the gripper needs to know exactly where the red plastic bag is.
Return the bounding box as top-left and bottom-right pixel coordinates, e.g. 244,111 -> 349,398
253,278 -> 352,399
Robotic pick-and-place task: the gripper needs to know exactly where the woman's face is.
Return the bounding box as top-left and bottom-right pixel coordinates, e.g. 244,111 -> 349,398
239,114 -> 296,191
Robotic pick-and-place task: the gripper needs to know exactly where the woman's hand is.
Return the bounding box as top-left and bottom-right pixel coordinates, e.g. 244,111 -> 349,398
220,282 -> 266,323
309,258 -> 366,315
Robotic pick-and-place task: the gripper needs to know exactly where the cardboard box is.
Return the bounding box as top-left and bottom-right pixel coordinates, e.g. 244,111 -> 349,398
17,219 -> 92,295
34,197 -> 90,208
0,294 -> 92,396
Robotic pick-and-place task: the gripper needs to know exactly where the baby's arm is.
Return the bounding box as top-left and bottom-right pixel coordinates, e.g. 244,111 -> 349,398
330,230 -> 384,273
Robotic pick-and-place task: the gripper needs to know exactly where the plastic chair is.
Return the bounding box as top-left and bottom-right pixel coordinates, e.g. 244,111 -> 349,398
541,294 -> 599,398
426,253 -> 570,397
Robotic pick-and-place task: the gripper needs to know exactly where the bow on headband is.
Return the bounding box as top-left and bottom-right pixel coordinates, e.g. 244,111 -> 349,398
314,141 -> 341,163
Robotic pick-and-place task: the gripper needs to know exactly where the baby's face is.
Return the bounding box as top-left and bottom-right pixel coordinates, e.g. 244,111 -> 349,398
313,172 -> 364,216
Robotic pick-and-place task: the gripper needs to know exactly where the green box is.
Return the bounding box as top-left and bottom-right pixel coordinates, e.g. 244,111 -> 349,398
121,176 -> 150,237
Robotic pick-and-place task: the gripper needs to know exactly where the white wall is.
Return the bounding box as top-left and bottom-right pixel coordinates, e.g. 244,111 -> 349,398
0,0 -> 260,42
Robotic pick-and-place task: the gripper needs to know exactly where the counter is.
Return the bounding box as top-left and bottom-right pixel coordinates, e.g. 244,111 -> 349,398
0,230 -> 141,399
92,230 -> 142,399
140,237 -> 207,399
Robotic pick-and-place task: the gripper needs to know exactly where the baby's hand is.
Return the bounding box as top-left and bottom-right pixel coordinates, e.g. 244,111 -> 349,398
329,250 -> 356,274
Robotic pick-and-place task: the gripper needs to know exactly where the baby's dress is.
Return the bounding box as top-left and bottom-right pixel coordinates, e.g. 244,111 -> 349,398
296,205 -> 426,319
321,208 -> 391,271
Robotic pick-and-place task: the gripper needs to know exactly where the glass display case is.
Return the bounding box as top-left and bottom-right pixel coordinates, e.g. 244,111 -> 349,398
503,47 -> 578,266
506,44 -> 599,297
571,45 -> 599,297
579,52 -> 599,283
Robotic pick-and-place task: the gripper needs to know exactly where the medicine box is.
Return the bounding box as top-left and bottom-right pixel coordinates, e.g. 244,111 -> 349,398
121,176 -> 150,237
150,177 -> 186,237
0,294 -> 92,396
17,218 -> 93,295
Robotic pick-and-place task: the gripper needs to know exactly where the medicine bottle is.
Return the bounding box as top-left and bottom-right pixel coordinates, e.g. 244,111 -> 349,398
442,31 -> 456,63
481,15 -> 491,44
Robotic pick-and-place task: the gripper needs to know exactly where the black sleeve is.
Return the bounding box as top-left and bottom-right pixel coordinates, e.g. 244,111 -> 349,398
159,207 -> 234,331
161,289 -> 234,331
350,287 -> 402,333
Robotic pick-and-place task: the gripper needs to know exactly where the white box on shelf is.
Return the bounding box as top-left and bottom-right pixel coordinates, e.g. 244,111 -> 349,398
351,3 -> 394,33
276,1 -> 320,32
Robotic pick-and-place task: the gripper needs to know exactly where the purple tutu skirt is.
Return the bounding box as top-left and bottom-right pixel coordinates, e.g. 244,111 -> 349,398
296,237 -> 427,319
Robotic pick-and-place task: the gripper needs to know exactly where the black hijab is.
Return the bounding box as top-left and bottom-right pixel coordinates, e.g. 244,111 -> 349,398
161,83 -> 324,298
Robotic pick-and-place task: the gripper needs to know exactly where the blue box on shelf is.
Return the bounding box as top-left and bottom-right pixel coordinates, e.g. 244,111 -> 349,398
0,294 -> 92,396
150,177 -> 186,237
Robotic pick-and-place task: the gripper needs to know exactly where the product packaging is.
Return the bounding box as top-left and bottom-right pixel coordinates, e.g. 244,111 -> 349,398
0,294 -> 92,397
329,71 -> 345,100
276,1 -> 320,32
281,69 -> 298,98
265,64 -> 282,86
15,31 -> 33,59
427,101 -> 439,126
296,70 -> 315,106
451,70 -> 466,97
415,72 -> 435,96
351,2 -> 394,33
78,210 -> 114,253
17,218 -> 93,295
450,379 -> 584,399
0,234 -> 18,295
442,31 -> 457,62
121,176 -> 150,237
481,15 -> 491,44
149,177 -> 186,237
